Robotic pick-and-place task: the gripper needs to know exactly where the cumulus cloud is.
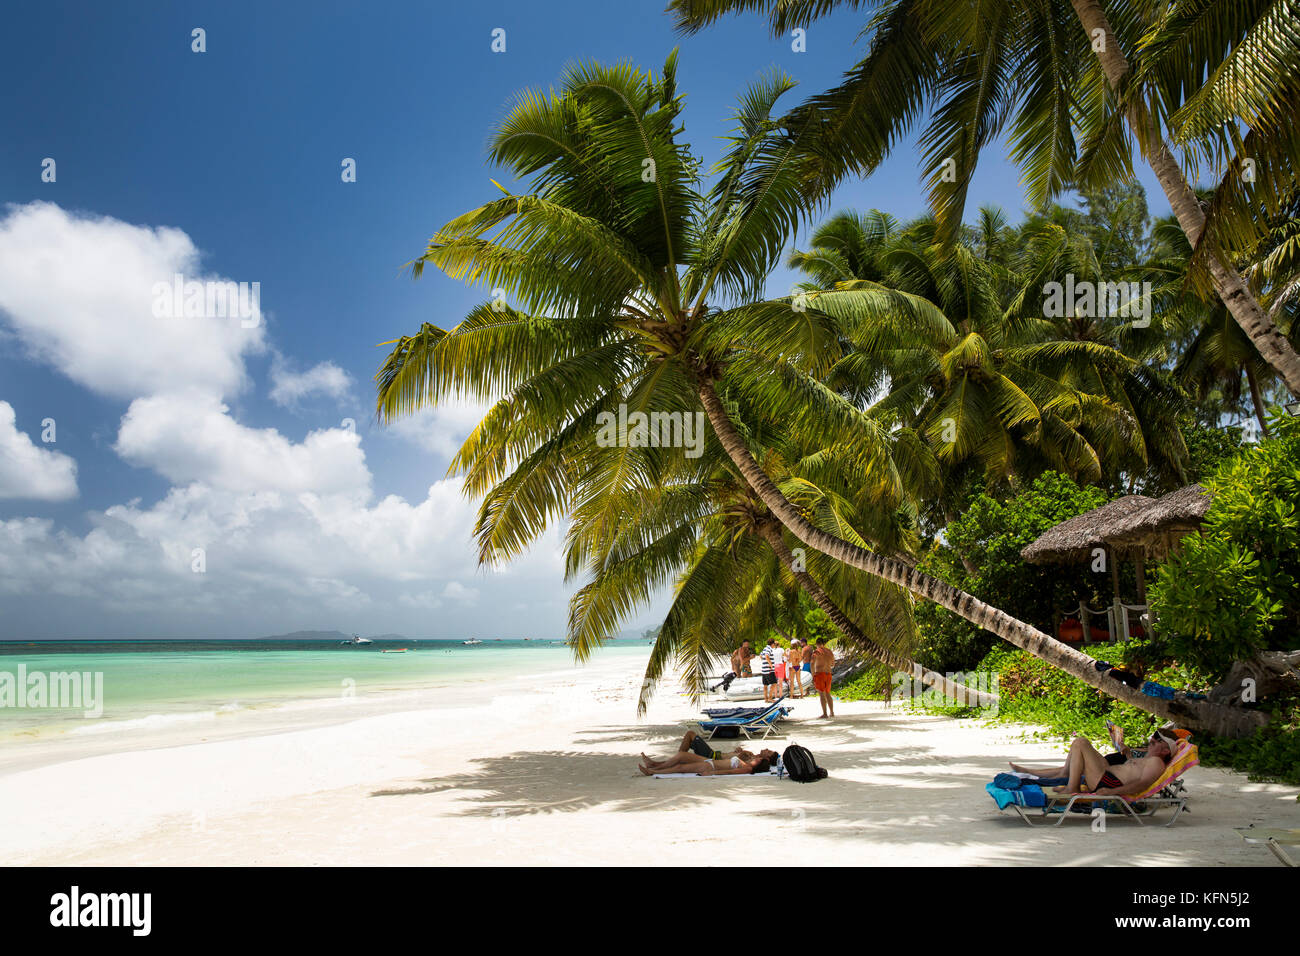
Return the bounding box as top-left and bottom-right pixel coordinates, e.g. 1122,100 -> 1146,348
0,202 -> 264,400
0,401 -> 78,501
269,358 -> 351,407
0,203 -> 579,638
383,398 -> 492,458
115,391 -> 371,495
0,481 -> 565,633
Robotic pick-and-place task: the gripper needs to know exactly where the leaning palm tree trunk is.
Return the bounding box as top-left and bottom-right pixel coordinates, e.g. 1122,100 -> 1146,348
1246,365 -> 1272,437
757,522 -> 997,708
700,381 -> 1268,737
1070,0 -> 1300,398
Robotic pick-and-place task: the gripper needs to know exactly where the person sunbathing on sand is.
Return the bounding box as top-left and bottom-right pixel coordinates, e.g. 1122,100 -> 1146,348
1045,733 -> 1174,796
639,740 -> 778,776
658,729 -> 757,764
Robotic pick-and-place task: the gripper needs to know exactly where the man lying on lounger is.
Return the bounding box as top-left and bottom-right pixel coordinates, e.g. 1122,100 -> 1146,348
1030,733 -> 1175,796
1009,728 -> 1179,778
639,731 -> 778,776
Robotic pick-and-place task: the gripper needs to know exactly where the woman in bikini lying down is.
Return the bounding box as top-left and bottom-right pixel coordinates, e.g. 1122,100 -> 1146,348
638,741 -> 778,776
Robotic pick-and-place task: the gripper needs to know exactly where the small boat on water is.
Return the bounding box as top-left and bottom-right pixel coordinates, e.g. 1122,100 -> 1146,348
462,639 -> 483,646
381,648 -> 409,654
340,634 -> 373,645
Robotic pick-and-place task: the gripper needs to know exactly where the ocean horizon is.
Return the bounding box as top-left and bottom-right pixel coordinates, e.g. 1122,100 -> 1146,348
0,639 -> 655,754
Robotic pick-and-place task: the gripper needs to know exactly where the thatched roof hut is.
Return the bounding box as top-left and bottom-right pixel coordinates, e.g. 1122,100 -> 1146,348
1021,485 -> 1212,565
1020,494 -> 1156,565
1020,484 -> 1213,602
1104,483 -> 1213,559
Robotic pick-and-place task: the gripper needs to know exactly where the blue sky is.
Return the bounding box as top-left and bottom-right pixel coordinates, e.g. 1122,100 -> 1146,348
0,1 -> 1170,639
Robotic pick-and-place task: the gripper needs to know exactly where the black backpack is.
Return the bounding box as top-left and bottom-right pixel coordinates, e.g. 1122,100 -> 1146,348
781,744 -> 828,782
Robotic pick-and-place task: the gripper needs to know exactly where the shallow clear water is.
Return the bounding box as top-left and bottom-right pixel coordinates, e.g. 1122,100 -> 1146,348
0,639 -> 651,744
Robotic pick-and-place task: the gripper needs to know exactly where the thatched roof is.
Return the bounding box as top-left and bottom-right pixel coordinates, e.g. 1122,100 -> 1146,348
1021,485 -> 1212,565
1020,495 -> 1156,564
1110,483 -> 1212,540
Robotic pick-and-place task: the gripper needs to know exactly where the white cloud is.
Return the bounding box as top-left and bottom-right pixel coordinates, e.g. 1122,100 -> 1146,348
383,398 -> 492,458
441,580 -> 480,604
0,203 -> 580,638
0,202 -> 265,400
0,401 -> 78,500
114,391 -> 371,495
0,480 -> 566,633
269,358 -> 351,407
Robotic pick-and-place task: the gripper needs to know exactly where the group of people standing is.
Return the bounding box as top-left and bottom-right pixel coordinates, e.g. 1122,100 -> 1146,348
729,636 -> 837,719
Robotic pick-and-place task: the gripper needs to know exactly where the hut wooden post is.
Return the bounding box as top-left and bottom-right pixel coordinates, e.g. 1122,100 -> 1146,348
1109,549 -> 1121,642
1135,554 -> 1147,605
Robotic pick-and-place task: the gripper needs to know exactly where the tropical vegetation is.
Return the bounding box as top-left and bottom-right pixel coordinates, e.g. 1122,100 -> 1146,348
375,4 -> 1300,744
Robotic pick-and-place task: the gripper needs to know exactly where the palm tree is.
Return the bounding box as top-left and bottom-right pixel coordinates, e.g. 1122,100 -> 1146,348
1004,212 -> 1192,488
376,56 -> 1266,736
1149,214 -> 1300,437
671,0 -> 1300,398
561,439 -> 991,713
793,211 -> 1147,499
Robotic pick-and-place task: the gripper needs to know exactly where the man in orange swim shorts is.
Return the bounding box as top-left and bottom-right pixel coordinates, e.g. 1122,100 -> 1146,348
810,637 -> 835,719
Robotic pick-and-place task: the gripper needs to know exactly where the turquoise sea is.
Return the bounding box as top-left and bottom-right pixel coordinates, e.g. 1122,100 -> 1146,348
0,639 -> 652,749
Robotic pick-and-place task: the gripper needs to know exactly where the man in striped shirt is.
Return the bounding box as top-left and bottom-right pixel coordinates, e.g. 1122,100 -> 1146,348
760,638 -> 780,702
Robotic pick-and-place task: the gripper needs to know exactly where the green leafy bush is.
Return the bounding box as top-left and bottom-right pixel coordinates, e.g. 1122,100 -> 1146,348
914,472 -> 1110,672
1148,414 -> 1300,675
937,643 -> 1300,786
1180,419 -> 1246,484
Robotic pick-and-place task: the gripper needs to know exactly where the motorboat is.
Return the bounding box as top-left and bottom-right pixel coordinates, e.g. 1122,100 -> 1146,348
462,639 -> 483,646
340,634 -> 373,645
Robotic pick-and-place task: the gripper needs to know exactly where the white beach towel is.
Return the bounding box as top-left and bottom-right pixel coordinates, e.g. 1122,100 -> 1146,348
651,768 -> 782,779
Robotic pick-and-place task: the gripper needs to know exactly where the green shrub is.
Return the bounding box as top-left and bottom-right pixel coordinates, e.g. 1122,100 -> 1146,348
914,472 -> 1110,672
1148,414 -> 1300,675
941,643 -> 1300,786
833,661 -> 895,701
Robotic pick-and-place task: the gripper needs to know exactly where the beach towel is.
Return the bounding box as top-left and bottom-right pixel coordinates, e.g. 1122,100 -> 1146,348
652,768 -> 781,779
985,781 -> 1046,810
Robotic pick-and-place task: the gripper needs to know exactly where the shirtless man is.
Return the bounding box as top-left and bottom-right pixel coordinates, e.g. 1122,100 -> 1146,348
1053,733 -> 1175,795
809,638 -> 835,719
1009,727 -> 1169,778
730,640 -> 755,678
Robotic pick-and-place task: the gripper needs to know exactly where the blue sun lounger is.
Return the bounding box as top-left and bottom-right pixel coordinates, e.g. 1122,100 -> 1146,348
694,697 -> 789,740
702,701 -> 792,720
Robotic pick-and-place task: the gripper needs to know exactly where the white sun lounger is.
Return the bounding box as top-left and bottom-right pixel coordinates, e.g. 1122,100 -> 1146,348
998,742 -> 1199,828
1235,826 -> 1300,866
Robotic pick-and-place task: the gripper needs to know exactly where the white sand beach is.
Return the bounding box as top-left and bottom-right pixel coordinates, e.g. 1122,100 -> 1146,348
1,651 -> 1295,866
